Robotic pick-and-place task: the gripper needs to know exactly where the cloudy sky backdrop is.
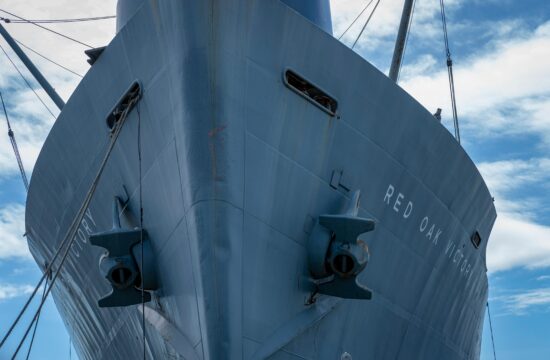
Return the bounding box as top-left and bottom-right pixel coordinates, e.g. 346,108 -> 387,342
0,0 -> 549,359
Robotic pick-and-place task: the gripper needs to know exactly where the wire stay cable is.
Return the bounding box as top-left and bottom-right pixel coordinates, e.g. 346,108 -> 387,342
137,102 -> 146,360
7,90 -> 140,359
0,9 -> 93,48
439,0 -> 461,143
0,90 -> 29,191
337,0 -> 375,40
0,43 -> 57,119
1,15 -> 115,24
487,302 -> 497,360
0,89 -> 138,350
15,39 -> 83,77
24,278 -> 48,360
351,0 -> 383,50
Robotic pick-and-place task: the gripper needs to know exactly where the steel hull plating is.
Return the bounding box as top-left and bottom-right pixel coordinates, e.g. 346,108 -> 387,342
25,0 -> 496,359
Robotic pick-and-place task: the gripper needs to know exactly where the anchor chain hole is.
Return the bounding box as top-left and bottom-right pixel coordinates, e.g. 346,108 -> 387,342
332,254 -> 355,276
111,267 -> 132,287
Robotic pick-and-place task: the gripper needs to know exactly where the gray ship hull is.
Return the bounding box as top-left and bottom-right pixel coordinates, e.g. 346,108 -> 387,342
25,0 -> 496,359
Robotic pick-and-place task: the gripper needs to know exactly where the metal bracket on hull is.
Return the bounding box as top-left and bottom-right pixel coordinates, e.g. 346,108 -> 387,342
85,46 -> 106,65
90,197 -> 158,307
307,190 -> 375,300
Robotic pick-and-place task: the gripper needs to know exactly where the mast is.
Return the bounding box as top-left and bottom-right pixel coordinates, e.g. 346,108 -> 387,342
0,24 -> 65,110
388,0 -> 414,82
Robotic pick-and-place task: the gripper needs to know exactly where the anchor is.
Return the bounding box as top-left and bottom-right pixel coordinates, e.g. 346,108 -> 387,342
307,190 -> 375,300
90,197 -> 158,307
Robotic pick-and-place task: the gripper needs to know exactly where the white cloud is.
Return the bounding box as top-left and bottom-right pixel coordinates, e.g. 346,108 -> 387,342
0,1 -> 116,177
0,282 -> 34,301
478,158 -> 550,218
0,0 -> 549,278
0,86 -> 56,178
487,214 -> 550,273
0,203 -> 31,259
1,0 -> 117,88
477,158 -> 550,273
479,158 -> 550,196
330,0 -> 464,72
331,0 -> 403,43
495,287 -> 550,315
388,15 -> 550,274
331,0 -> 462,44
330,2 -> 550,146
399,54 -> 438,80
401,21 -> 550,143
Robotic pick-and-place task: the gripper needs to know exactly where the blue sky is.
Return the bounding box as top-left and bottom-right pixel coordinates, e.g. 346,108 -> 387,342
0,0 -> 549,359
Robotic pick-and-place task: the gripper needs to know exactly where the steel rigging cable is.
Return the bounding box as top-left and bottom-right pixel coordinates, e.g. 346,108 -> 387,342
2,88 -> 46,360
137,101 -> 146,360
487,302 -> 498,360
0,91 -> 29,191
439,0 -> 461,143
14,39 -> 83,78
24,278 -> 48,360
1,89 -> 141,357
0,9 -> 94,48
352,0 -> 383,49
337,0 -> 375,40
0,15 -> 115,24
0,43 -> 57,119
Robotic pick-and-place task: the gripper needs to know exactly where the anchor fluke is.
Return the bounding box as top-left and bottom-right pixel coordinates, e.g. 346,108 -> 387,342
89,197 -> 158,307
307,190 -> 375,300
315,276 -> 372,300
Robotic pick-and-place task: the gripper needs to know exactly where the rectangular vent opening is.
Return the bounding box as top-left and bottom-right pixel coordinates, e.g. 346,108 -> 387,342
284,70 -> 337,116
